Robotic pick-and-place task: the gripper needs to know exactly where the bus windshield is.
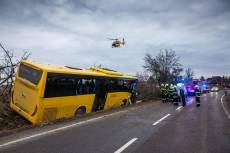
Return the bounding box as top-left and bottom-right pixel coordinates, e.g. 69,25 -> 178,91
18,63 -> 43,85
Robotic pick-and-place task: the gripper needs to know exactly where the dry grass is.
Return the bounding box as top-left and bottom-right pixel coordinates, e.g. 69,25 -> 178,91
0,94 -> 29,132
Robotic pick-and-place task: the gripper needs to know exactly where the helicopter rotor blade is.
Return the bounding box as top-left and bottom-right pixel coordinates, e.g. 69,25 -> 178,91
107,38 -> 118,40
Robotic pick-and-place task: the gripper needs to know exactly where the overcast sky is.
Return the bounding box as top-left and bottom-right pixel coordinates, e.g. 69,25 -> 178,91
0,0 -> 230,77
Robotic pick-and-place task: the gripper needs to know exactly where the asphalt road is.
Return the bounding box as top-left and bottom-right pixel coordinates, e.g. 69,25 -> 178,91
0,92 -> 229,153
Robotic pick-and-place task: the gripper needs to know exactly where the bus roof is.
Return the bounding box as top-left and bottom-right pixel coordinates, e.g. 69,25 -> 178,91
21,60 -> 137,79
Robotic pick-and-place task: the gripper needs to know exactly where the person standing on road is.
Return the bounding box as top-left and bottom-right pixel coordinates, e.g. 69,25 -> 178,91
180,87 -> 186,106
195,85 -> 201,106
169,84 -> 174,103
130,82 -> 137,104
160,84 -> 166,103
173,85 -> 179,105
165,84 -> 170,102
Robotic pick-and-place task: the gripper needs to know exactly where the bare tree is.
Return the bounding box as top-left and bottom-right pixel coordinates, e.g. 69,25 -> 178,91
0,43 -> 30,97
136,72 -> 149,82
185,67 -> 194,79
143,49 -> 183,85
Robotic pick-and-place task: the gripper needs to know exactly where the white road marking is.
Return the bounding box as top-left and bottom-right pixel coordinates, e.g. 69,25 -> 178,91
153,113 -> 171,126
221,95 -> 230,120
136,100 -> 142,103
176,106 -> 183,111
114,138 -> 138,153
0,110 -> 128,149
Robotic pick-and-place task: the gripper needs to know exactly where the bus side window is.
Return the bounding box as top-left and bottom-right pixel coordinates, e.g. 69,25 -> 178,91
84,79 -> 90,94
82,78 -> 96,94
89,79 -> 96,93
45,77 -> 55,97
57,78 -> 76,96
75,78 -> 96,95
76,79 -> 83,95
117,80 -> 127,91
107,79 -> 134,92
45,74 -> 97,98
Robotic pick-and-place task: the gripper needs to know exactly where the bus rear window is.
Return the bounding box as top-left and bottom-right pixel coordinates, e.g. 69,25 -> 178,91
18,63 -> 43,85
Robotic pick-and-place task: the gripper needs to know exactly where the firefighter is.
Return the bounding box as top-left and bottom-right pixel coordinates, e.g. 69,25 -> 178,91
165,84 -> 170,102
160,84 -> 166,103
195,85 -> 201,107
169,84 -> 175,103
180,86 -> 186,106
172,85 -> 179,105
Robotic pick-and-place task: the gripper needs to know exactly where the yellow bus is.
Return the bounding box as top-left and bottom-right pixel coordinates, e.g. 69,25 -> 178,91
10,60 -> 137,124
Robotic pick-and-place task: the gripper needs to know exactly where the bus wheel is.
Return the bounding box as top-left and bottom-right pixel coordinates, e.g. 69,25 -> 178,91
121,99 -> 127,107
75,107 -> 86,116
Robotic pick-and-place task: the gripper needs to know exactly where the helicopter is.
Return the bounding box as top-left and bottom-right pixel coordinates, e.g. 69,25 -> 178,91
108,38 -> 126,48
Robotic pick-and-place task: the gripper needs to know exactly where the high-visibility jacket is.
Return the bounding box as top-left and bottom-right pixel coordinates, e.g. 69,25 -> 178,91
172,88 -> 178,98
160,87 -> 167,101
168,87 -> 174,96
195,89 -> 201,97
160,87 -> 164,94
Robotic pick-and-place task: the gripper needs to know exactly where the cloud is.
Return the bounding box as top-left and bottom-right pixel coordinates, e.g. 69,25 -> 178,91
0,0 -> 230,77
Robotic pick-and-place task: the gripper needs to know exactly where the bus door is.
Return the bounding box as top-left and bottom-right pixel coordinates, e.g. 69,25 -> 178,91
92,78 -> 108,111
